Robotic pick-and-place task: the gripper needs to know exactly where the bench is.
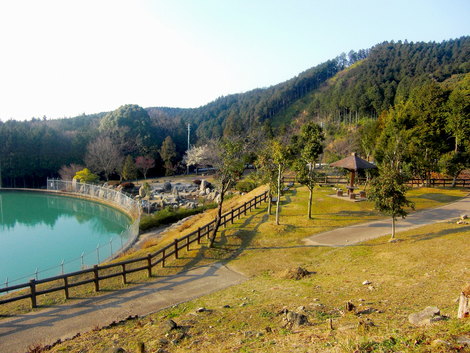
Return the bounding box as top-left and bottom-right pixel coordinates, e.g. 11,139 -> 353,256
271,197 -> 278,203
283,186 -> 290,192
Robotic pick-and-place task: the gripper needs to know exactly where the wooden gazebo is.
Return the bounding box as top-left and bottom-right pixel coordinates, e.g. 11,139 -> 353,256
330,152 -> 377,196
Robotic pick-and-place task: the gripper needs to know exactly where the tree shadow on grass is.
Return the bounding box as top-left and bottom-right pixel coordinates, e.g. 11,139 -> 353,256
410,224 -> 470,242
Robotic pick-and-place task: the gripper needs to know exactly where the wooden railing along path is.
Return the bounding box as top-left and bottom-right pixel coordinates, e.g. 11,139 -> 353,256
0,190 -> 270,309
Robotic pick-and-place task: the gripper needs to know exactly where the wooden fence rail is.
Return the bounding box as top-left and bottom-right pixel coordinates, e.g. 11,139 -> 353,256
286,175 -> 470,188
0,189 -> 270,309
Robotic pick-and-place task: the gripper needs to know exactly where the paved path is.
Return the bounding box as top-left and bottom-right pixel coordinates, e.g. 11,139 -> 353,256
304,194 -> 470,246
0,263 -> 246,353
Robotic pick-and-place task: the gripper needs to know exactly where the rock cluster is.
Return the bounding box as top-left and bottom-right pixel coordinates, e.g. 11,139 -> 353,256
135,179 -> 222,213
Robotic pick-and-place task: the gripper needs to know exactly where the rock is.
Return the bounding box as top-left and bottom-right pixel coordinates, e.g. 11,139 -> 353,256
200,179 -> 209,191
172,187 -> 180,199
362,280 -> 371,285
409,306 -> 446,326
432,339 -> 451,348
195,307 -> 207,313
215,194 -> 222,204
161,319 -> 178,332
163,181 -> 172,193
461,214 -> 468,220
139,186 -> 146,198
284,310 -> 309,328
100,348 -> 126,353
278,267 -> 311,280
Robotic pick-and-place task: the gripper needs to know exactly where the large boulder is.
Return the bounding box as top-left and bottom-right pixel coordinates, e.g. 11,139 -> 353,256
163,181 -> 172,193
200,179 -> 209,191
139,185 -> 146,198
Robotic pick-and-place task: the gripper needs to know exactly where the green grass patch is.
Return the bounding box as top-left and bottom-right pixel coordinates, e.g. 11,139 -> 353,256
139,204 -> 217,231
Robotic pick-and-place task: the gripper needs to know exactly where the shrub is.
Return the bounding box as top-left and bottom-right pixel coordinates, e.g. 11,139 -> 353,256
235,179 -> 258,193
139,204 -> 217,231
120,182 -> 135,189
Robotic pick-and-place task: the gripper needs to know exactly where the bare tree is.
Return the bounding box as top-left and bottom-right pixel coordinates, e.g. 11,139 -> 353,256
58,163 -> 84,180
84,135 -> 124,181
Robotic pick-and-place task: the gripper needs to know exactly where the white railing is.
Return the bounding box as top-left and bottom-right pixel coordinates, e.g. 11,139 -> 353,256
1,179 -> 141,289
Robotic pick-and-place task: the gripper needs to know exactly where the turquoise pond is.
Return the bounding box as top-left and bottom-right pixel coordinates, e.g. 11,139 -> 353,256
0,191 -> 132,286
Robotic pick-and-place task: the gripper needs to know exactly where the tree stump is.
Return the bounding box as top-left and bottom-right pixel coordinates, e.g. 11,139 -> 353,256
458,291 -> 470,319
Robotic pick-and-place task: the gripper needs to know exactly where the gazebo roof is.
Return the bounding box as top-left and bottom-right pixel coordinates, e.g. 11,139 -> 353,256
329,152 -> 377,171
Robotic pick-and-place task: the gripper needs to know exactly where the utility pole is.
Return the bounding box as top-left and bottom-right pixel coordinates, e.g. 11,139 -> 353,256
187,124 -> 191,174
187,124 -> 191,151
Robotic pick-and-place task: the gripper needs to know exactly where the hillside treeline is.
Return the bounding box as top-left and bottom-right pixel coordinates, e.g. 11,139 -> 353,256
0,36 -> 468,187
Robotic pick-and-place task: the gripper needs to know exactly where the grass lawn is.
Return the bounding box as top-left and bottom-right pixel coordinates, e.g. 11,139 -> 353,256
8,184 -> 470,352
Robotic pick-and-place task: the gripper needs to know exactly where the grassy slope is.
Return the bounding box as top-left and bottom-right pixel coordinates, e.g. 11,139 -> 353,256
34,186 -> 470,351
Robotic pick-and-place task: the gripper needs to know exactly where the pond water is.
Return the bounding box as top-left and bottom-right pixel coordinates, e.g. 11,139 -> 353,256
0,191 -> 132,287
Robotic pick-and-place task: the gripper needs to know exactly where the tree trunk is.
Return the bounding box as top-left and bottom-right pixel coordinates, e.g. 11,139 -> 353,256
267,189 -> 272,215
308,188 -> 313,219
390,217 -> 396,241
452,174 -> 458,188
209,190 -> 225,248
276,164 -> 282,225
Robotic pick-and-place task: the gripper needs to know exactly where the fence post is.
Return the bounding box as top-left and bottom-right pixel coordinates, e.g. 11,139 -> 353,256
63,277 -> 69,300
122,264 -> 127,284
5,277 -> 8,294
93,265 -> 100,292
244,202 -> 247,216
174,239 -> 178,259
162,249 -> 165,268
186,236 -> 190,251
147,254 -> 152,278
29,279 -> 37,309
231,208 -> 234,225
197,227 -> 201,244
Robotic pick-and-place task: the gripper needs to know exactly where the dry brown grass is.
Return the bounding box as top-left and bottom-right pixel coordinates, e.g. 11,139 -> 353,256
6,184 -> 470,352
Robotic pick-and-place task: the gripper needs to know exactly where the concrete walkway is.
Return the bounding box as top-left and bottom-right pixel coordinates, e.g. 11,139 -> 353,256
0,263 -> 246,353
304,194 -> 470,246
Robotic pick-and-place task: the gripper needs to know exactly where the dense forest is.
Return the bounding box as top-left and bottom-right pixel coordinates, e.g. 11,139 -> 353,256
0,36 -> 469,187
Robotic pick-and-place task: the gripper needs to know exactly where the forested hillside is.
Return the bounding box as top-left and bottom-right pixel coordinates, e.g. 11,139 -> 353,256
0,37 -> 469,187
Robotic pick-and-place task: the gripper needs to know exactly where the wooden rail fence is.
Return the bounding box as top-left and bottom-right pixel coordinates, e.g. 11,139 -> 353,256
285,176 -> 470,188
0,190 -> 270,309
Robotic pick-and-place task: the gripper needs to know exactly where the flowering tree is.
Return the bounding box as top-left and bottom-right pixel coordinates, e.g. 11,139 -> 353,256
135,155 -> 156,179
182,145 -> 211,174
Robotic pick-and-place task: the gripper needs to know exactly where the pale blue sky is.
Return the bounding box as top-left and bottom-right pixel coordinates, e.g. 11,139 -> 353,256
0,0 -> 468,121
